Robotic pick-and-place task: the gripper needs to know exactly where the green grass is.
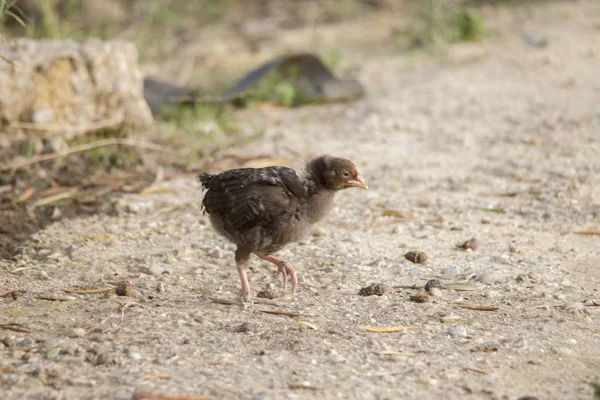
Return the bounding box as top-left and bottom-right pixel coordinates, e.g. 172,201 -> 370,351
396,0 -> 487,50
0,0 -> 26,32
161,102 -> 239,139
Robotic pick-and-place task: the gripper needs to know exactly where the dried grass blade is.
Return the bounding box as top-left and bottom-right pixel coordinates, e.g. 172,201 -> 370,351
362,325 -> 421,333
63,287 -> 112,294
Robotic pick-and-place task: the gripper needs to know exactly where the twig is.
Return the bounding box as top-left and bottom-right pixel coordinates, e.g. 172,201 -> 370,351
108,335 -> 157,341
362,325 -> 421,333
574,227 -> 600,236
64,288 -> 112,294
0,323 -> 31,333
463,367 -> 488,375
143,373 -> 171,380
258,310 -> 312,318
288,382 -> 319,391
37,296 -> 75,302
208,297 -> 238,305
131,389 -> 215,400
0,138 -> 171,172
455,304 -> 499,311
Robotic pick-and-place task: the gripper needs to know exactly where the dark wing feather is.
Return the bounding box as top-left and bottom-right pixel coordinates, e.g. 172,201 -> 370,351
199,166 -> 305,232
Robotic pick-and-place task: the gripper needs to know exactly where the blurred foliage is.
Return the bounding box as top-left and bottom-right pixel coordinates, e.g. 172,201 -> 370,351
0,0 -> 26,33
396,0 -> 487,49
161,102 -> 239,140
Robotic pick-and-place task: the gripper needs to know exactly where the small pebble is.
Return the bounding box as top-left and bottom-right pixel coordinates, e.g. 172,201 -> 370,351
50,207 -> 62,220
17,337 -> 35,347
410,292 -> 429,303
424,279 -> 443,293
441,267 -> 461,276
312,227 -> 328,237
156,282 -> 166,293
234,322 -> 254,333
428,287 -> 443,297
116,282 -> 133,296
146,264 -> 164,276
69,328 -> 86,338
128,352 -> 142,361
457,238 -> 479,251
126,202 -> 148,214
405,251 -> 428,264
447,326 -> 468,338
358,283 -> 391,296
29,107 -> 54,123
95,352 -> 115,365
345,234 -> 361,244
477,272 -> 502,284
208,248 -> 223,259
256,289 -> 277,299
36,270 -> 50,280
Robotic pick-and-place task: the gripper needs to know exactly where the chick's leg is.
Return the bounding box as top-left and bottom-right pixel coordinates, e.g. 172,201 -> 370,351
235,248 -> 253,302
258,255 -> 297,294
236,249 -> 280,304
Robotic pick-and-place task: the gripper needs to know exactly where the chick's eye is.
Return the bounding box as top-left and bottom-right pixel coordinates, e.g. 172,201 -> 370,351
341,170 -> 351,178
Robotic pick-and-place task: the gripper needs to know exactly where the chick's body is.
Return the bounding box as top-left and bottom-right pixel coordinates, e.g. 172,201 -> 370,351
199,155 -> 367,302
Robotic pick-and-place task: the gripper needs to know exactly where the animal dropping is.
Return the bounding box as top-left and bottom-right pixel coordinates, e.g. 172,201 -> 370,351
199,155 -> 367,303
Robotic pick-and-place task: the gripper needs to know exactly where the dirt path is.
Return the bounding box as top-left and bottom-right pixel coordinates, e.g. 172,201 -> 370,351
2,2 -> 600,399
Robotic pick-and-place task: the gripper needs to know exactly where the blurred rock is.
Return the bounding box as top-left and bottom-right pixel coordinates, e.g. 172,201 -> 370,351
0,38 -> 152,136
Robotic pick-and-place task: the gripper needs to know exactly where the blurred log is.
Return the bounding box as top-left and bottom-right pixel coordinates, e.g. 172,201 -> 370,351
0,38 -> 152,138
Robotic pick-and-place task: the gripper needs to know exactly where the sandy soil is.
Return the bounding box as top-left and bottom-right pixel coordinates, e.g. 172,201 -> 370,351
1,2 -> 600,399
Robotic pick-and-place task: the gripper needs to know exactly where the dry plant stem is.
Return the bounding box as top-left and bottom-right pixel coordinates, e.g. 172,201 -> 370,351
7,114 -> 124,133
455,304 -> 499,311
0,138 -> 171,172
63,287 -> 113,294
463,367 -> 488,375
0,324 -> 31,333
208,297 -> 238,305
258,310 -> 311,318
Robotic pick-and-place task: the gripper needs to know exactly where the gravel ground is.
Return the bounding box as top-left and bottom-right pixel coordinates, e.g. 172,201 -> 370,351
1,2 -> 600,399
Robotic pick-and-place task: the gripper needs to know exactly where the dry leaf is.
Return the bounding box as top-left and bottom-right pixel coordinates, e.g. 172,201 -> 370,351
446,282 -> 479,292
294,321 -> 318,330
34,191 -> 74,208
15,187 -> 35,203
381,209 -> 406,218
361,325 -> 421,333
39,186 -> 77,198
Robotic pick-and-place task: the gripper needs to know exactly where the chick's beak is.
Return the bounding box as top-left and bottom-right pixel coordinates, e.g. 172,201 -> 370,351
347,171 -> 368,190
